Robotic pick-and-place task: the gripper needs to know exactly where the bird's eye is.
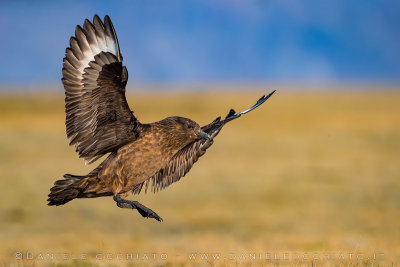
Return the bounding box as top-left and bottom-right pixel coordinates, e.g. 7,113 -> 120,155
187,124 -> 194,129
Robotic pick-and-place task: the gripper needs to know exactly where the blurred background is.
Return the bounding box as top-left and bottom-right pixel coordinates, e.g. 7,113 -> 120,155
1,0 -> 400,87
0,0 -> 399,266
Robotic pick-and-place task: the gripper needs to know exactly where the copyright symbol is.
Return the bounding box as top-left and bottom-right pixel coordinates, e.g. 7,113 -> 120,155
14,251 -> 23,260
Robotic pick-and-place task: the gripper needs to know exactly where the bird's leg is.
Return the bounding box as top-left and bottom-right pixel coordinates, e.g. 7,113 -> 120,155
113,194 -> 163,222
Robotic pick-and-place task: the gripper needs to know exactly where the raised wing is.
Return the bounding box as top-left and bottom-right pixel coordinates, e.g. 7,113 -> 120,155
62,15 -> 140,164
133,90 -> 276,194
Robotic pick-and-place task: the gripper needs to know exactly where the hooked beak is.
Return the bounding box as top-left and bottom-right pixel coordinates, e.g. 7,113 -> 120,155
197,131 -> 211,141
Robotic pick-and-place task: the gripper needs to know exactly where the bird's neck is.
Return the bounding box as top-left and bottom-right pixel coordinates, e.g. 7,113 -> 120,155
149,121 -> 189,157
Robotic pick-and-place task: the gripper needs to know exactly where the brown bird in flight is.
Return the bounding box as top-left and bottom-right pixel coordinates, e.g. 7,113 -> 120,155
48,15 -> 275,222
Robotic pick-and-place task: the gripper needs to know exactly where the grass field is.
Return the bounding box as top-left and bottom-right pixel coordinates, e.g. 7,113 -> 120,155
0,88 -> 399,266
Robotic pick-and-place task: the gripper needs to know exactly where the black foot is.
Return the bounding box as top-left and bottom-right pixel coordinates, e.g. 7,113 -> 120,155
113,195 -> 163,222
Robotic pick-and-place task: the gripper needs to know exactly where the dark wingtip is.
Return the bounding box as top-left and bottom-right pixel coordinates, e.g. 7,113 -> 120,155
266,90 -> 276,98
93,14 -> 103,25
225,109 -> 236,120
75,25 -> 84,36
257,90 -> 276,104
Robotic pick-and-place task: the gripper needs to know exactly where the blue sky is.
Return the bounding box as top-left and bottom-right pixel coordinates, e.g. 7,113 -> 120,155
0,0 -> 399,87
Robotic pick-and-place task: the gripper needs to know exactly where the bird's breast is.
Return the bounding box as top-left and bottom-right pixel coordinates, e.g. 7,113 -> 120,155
108,132 -> 175,191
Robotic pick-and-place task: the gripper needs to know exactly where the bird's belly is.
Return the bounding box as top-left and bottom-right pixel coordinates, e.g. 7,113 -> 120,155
111,143 -> 169,193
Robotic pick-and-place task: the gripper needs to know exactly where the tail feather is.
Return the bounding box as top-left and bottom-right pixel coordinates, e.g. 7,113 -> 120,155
48,174 -> 87,206
48,173 -> 113,206
63,173 -> 86,179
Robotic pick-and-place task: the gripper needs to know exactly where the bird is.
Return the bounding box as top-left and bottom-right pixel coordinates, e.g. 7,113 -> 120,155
47,14 -> 275,222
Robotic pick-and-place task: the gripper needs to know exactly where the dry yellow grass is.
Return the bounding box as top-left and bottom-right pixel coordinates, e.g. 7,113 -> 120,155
0,89 -> 399,266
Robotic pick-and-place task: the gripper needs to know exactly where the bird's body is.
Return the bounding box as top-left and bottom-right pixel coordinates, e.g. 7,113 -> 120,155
48,15 -> 275,221
90,117 -> 201,196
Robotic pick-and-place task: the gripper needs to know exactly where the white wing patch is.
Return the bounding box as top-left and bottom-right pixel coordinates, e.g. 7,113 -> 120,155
65,15 -> 121,81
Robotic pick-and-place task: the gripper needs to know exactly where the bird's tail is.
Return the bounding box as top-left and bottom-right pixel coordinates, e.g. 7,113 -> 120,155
47,174 -> 111,206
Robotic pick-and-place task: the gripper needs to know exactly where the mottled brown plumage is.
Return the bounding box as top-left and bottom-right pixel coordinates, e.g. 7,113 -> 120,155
48,15 -> 275,221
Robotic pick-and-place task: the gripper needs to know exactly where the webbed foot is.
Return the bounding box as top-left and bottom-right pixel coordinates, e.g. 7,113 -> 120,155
113,195 -> 163,222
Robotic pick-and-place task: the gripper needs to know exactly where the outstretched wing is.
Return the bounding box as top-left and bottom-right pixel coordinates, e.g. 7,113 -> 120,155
62,15 -> 140,164
133,90 -> 276,194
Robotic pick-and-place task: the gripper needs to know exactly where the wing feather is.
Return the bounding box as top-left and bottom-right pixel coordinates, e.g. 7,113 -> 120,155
62,15 -> 140,164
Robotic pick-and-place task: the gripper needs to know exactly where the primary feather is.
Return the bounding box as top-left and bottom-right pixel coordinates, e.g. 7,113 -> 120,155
62,15 -> 139,164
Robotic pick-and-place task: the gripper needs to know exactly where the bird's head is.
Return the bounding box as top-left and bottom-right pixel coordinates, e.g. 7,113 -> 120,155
162,117 -> 210,148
